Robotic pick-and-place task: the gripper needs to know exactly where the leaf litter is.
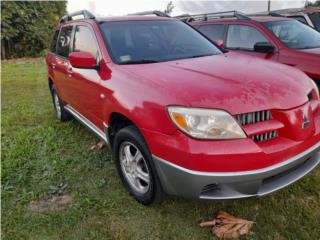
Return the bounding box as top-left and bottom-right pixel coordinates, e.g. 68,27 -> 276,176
200,211 -> 254,239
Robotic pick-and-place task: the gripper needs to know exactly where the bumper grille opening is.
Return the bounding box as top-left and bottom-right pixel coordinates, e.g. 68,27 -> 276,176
201,184 -> 219,194
252,130 -> 278,142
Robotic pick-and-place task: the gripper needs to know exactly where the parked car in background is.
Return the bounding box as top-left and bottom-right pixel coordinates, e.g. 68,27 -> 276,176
46,10 -> 320,205
182,11 -> 320,86
271,7 -> 320,32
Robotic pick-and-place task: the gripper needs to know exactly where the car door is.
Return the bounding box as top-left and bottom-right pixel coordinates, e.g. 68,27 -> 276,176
68,23 -> 104,127
225,24 -> 278,60
54,25 -> 74,103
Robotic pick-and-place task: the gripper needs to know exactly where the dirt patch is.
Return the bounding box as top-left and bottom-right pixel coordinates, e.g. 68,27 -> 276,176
27,194 -> 72,213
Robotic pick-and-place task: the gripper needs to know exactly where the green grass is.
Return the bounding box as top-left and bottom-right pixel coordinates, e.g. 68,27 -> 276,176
1,58 -> 320,240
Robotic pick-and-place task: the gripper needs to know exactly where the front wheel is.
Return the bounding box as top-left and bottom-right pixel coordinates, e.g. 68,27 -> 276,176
113,126 -> 163,205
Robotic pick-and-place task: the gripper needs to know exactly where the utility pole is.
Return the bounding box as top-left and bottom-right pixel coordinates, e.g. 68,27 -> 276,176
268,0 -> 271,12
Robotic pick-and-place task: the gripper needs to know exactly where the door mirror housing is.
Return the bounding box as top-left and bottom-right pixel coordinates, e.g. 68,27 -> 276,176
254,42 -> 275,53
212,39 -> 225,48
69,51 -> 97,69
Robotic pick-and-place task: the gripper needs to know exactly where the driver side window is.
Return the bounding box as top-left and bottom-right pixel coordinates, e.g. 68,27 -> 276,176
226,25 -> 269,51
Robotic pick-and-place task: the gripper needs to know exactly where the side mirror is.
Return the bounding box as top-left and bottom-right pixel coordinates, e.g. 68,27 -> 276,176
254,42 -> 275,53
213,39 -> 225,48
69,51 -> 97,69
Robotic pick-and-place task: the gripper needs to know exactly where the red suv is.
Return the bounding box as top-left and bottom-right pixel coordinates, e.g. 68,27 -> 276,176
184,11 -> 320,85
46,10 -> 320,205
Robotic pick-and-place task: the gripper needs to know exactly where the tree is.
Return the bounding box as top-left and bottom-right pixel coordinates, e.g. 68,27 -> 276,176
164,1 -> 174,15
306,0 -> 320,6
1,1 -> 66,59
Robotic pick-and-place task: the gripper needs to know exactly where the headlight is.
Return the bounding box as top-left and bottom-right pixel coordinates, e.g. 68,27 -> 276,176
310,79 -> 319,99
168,107 -> 247,139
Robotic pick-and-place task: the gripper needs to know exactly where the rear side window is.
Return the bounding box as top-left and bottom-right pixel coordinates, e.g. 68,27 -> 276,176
197,24 -> 226,40
49,30 -> 59,53
57,26 -> 73,58
72,25 -> 99,59
226,25 -> 269,50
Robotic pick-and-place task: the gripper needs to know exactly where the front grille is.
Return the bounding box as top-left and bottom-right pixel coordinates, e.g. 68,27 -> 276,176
236,110 -> 279,142
235,110 -> 273,126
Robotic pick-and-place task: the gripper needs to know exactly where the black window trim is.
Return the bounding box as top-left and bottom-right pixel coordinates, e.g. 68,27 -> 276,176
49,29 -> 60,54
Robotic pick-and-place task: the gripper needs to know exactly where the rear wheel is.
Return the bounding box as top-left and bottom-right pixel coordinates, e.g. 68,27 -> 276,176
51,85 -> 71,122
113,125 -> 163,205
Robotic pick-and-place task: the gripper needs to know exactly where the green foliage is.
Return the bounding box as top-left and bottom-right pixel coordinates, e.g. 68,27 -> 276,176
1,1 -> 66,58
307,0 -> 320,6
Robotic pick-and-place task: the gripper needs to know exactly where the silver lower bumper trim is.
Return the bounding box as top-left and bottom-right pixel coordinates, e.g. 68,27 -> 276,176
153,142 -> 320,199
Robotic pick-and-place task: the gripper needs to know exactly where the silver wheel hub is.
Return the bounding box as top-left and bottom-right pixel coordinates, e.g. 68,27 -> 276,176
119,142 -> 150,194
53,92 -> 61,119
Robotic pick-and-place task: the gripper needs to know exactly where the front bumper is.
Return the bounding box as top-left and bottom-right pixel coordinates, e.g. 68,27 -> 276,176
153,142 -> 320,199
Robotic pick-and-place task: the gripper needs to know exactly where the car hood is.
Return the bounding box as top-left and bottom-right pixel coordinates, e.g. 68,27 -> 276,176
121,52 -> 312,114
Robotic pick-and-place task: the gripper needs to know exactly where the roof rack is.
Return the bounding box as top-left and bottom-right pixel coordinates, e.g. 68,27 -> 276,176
128,10 -> 170,17
248,12 -> 283,17
176,11 -> 251,22
60,10 -> 95,24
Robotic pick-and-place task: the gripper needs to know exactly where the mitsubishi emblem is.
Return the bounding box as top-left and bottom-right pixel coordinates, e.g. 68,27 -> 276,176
302,114 -> 310,129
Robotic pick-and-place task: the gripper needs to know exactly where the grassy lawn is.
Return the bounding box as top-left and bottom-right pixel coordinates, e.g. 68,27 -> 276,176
1,58 -> 320,240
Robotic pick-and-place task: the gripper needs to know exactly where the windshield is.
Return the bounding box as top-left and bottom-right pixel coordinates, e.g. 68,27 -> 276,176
309,12 -> 320,31
100,20 -> 222,64
264,20 -> 320,49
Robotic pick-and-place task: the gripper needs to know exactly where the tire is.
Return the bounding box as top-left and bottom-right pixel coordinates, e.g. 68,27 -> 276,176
113,125 -> 164,205
50,85 -> 71,122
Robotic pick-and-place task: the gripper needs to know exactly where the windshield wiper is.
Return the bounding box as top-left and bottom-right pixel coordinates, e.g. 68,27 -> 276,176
119,59 -> 159,65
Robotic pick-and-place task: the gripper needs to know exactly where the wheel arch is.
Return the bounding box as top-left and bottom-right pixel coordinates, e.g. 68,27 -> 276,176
107,112 -> 140,147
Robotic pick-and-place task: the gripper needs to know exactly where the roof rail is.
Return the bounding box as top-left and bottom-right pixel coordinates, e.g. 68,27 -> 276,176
60,10 -> 95,24
128,10 -> 170,17
247,12 -> 283,17
176,11 -> 251,22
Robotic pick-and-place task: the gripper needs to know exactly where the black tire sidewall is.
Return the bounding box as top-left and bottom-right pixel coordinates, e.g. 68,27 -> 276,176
51,85 -> 70,122
113,126 -> 161,205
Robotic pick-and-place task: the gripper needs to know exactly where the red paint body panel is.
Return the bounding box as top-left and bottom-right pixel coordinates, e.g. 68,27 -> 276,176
46,17 -> 320,174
